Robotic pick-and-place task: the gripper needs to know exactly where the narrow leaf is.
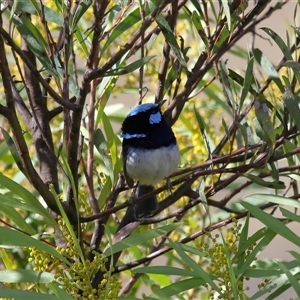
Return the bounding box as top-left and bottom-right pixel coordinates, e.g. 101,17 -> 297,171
236,228 -> 277,280
0,227 -> 69,265
101,8 -> 141,56
0,203 -> 35,235
102,56 -> 155,77
237,214 -> 249,269
261,27 -> 292,60
241,173 -> 285,189
0,270 -> 54,283
12,15 -> 58,77
149,1 -> 187,69
0,173 -> 56,227
241,201 -> 300,248
244,194 -> 300,209
239,56 -> 254,111
221,0 -> 231,31
134,266 -> 196,277
168,239 -> 222,294
254,99 -> 276,145
103,224 -> 179,257
276,260 -> 300,298
282,86 -> 300,134
253,48 -> 284,92
71,0 -> 92,29
0,289 -> 60,300
1,128 -> 27,175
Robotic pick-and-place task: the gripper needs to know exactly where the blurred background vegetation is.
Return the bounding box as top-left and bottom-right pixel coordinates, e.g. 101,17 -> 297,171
0,0 -> 300,299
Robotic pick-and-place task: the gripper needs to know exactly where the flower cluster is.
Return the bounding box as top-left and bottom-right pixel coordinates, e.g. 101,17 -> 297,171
201,218 -> 255,299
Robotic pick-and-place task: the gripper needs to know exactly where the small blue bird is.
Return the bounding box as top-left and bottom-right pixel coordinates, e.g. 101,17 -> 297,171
121,100 -> 179,219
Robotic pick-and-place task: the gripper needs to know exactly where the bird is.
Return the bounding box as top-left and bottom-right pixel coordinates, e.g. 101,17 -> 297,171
121,99 -> 179,219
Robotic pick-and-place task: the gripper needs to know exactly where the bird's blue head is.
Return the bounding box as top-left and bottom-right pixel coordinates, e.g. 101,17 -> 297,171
121,100 -> 168,140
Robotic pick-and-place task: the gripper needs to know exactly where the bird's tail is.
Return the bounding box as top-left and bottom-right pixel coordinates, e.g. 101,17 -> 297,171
134,185 -> 158,219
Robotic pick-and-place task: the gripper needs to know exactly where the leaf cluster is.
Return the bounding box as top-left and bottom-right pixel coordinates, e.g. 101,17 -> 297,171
0,0 -> 300,299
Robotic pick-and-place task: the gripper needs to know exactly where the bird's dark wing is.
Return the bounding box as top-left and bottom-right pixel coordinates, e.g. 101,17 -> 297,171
122,143 -> 134,188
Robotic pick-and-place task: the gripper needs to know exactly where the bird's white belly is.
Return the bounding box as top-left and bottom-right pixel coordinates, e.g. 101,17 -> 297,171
126,144 -> 179,185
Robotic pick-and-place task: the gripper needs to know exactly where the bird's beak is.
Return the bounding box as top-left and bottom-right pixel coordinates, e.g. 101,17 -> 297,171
158,99 -> 167,108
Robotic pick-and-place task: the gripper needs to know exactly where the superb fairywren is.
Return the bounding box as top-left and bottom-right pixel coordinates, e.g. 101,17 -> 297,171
121,100 -> 179,218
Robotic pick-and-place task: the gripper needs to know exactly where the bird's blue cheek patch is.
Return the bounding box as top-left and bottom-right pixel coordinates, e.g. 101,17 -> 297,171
149,112 -> 161,124
121,132 -> 147,139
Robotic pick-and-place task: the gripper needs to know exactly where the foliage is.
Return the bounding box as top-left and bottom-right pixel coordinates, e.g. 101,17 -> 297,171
0,0 -> 300,299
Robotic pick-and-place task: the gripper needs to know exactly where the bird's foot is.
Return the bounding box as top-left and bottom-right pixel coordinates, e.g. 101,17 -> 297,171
166,177 -> 173,195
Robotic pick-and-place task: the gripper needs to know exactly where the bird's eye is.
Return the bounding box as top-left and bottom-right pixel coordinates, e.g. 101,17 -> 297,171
149,112 -> 161,124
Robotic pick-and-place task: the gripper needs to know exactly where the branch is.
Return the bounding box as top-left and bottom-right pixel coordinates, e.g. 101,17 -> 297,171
88,0 -> 173,80
0,28 -> 79,110
164,0 -> 287,127
114,201 -> 277,274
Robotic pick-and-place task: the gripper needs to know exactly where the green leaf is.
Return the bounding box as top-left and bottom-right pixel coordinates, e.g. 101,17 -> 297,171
283,60 -> 300,72
283,141 -> 300,165
221,234 -> 238,298
219,60 -> 235,108
253,48 -> 284,92
254,99 -> 276,145
241,201 -> 300,248
149,1 -> 187,69
101,112 -> 119,180
48,282 -> 74,300
14,1 -> 63,26
276,260 -> 300,298
266,283 -> 296,300
0,227 -> 69,265
290,251 -> 300,264
202,81 -> 232,114
234,226 -> 269,257
71,0 -> 92,29
104,103 -> 128,123
191,11 -> 209,50
292,25 -> 300,37
150,277 -> 206,299
162,46 -> 190,97
236,228 -> 277,280
261,27 -> 292,60
288,173 -> 300,182
0,270 -> 54,283
74,26 -> 89,57
102,56 -> 155,77
243,260 -> 298,278
253,49 -> 279,78
239,56 -> 254,111
100,7 -> 141,56
1,128 -> 27,176
282,86 -> 300,134
95,76 -> 122,128
0,173 -> 57,227
0,193 -> 39,214
212,26 -> 229,54
49,177 -> 85,268
0,203 -> 35,235
168,239 -> 222,294
134,266 -> 196,277
103,224 -> 179,257
241,173 -> 285,189
228,68 -> 258,96
12,14 -> 58,77
194,106 -> 214,157
251,268 -> 300,299
280,207 -> 300,223
0,289 -> 61,300
237,214 -> 249,269
244,194 -> 300,209
221,0 -> 231,31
